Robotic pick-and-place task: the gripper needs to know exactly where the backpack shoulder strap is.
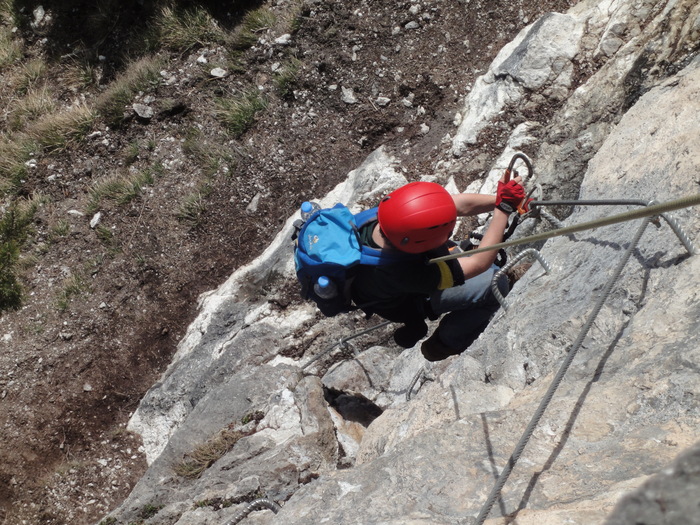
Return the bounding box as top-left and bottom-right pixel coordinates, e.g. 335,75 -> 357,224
351,207 -> 423,266
352,207 -> 379,229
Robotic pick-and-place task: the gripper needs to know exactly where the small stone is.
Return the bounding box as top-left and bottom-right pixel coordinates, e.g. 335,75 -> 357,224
275,34 -> 292,45
90,212 -> 102,229
341,87 -> 358,104
405,21 -> 420,30
375,97 -> 391,107
132,104 -> 154,119
83,384 -> 93,392
210,67 -> 228,78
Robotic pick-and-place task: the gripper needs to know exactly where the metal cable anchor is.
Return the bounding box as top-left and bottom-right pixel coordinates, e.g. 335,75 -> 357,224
406,366 -> 433,401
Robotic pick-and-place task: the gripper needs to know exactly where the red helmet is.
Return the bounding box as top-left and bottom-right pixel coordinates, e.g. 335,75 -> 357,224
377,182 -> 457,253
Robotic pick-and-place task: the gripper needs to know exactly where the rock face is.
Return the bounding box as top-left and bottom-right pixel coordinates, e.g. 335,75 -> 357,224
105,1 -> 700,524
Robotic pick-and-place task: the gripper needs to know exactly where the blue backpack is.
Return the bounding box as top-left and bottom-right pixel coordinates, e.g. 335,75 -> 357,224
293,204 -> 413,317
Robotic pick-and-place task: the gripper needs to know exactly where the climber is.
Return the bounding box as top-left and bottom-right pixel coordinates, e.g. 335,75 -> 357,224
350,172 -> 526,361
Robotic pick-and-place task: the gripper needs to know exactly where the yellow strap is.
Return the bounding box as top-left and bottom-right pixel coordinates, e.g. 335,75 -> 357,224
435,261 -> 455,289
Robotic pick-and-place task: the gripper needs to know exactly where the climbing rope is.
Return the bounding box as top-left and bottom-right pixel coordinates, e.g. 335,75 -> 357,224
530,198 -> 696,253
430,193 -> 700,265
225,498 -> 281,524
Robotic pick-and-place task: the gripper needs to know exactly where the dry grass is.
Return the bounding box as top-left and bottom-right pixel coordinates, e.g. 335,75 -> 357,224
25,102 -> 95,152
174,428 -> 246,479
154,5 -> 226,52
0,24 -> 22,69
8,84 -> 57,131
95,55 -> 162,126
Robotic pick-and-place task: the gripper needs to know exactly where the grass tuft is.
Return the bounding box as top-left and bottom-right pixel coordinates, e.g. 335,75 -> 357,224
182,128 -> 236,176
0,24 -> 22,69
232,7 -> 277,50
176,188 -> 208,226
16,58 -> 47,93
26,103 -> 95,152
8,84 -> 57,131
274,57 -> 302,98
153,5 -> 226,52
55,272 -> 89,312
214,89 -> 267,137
0,199 -> 37,312
95,56 -> 162,127
0,135 -> 36,189
86,165 -> 158,215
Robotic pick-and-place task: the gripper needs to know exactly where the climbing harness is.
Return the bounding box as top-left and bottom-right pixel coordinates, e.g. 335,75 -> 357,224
473,200 -> 697,524
225,498 -> 281,524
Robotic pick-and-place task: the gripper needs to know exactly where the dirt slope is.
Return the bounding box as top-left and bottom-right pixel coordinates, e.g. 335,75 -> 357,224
0,1 -> 579,523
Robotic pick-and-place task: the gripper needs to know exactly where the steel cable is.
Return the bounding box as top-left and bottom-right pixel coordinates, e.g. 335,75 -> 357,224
474,217 -> 652,524
226,498 -> 281,524
301,320 -> 392,371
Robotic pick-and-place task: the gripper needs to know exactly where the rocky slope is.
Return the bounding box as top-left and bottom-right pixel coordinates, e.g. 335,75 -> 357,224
100,0 -> 700,524
2,0 -> 698,523
1,1 -> 577,523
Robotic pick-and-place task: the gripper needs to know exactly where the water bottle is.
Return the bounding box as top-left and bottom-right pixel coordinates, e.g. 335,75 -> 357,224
300,201 -> 321,221
314,276 -> 338,299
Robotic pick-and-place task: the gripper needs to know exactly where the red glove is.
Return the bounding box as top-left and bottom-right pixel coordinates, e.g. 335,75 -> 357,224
495,180 -> 526,213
